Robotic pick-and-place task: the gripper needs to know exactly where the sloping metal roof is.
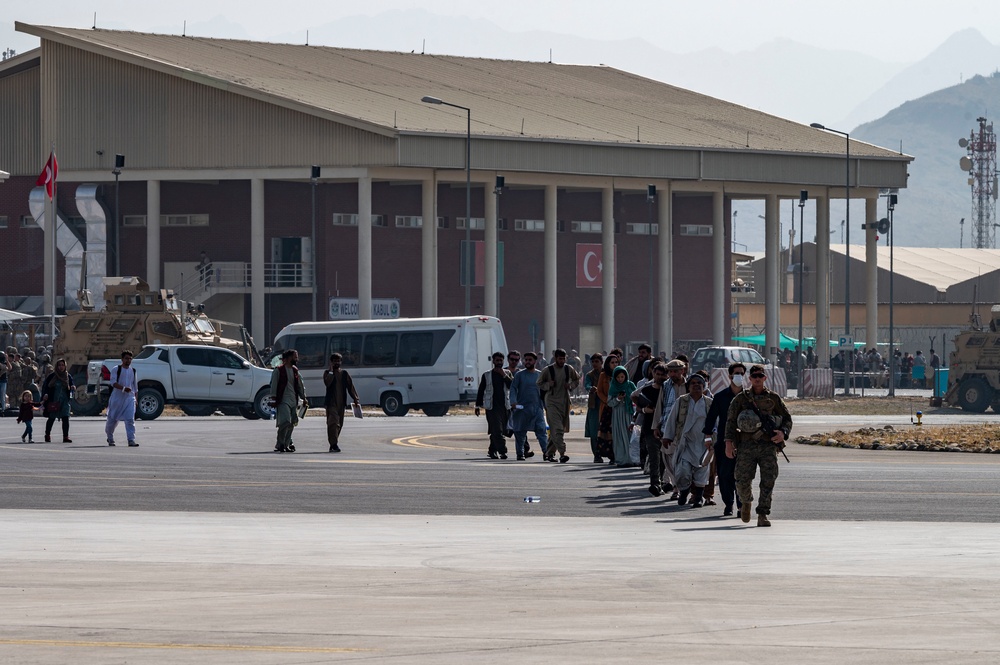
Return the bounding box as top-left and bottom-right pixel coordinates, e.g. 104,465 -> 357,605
16,22 -> 909,161
831,245 -> 1000,293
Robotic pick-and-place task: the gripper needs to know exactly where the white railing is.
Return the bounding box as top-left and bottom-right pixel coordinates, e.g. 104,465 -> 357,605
168,261 -> 314,300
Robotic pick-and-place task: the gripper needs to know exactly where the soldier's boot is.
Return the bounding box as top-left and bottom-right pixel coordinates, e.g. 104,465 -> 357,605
757,513 -> 771,527
740,500 -> 753,523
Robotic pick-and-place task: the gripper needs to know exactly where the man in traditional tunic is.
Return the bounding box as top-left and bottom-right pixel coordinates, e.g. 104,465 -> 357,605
662,373 -> 713,507
475,352 -> 513,459
509,352 -> 547,460
323,352 -> 359,453
536,348 -> 580,463
269,349 -> 307,453
105,349 -> 139,447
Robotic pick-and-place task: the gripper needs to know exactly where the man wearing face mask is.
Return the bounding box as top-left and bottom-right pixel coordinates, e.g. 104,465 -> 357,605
703,362 -> 746,516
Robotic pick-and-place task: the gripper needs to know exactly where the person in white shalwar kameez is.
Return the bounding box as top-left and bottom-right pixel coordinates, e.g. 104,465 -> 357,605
105,350 -> 138,447
662,374 -> 713,507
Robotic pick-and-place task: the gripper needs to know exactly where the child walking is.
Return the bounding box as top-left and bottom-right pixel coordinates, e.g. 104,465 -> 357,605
16,390 -> 39,443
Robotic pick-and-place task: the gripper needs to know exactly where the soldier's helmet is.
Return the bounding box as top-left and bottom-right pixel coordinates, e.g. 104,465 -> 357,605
736,408 -> 762,433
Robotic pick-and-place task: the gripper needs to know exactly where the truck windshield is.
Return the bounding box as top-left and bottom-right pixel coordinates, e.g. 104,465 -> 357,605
185,318 -> 216,334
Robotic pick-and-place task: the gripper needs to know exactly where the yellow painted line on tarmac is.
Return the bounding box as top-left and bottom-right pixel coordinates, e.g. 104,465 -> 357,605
0,638 -> 370,653
392,433 -> 481,451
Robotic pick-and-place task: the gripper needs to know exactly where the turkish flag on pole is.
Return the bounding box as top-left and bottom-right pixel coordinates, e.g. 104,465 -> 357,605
36,151 -> 58,199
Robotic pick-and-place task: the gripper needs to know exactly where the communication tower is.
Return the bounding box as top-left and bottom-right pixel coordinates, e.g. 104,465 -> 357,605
958,117 -> 998,248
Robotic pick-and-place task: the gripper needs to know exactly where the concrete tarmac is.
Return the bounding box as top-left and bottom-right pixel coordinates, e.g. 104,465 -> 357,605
2,509 -> 997,664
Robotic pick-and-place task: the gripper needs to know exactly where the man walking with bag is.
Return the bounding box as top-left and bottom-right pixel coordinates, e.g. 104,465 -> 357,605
323,352 -> 359,453
105,349 -> 139,447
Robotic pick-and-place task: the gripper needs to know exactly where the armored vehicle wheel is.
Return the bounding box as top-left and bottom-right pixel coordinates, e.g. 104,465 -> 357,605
238,405 -> 260,420
422,404 -> 449,417
253,387 -> 275,420
956,377 -> 991,413
70,372 -> 103,416
180,404 -> 217,417
381,391 -> 409,417
136,387 -> 165,420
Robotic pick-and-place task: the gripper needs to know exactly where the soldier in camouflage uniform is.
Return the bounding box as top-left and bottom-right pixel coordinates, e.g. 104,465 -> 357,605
6,347 -> 24,407
724,364 -> 792,527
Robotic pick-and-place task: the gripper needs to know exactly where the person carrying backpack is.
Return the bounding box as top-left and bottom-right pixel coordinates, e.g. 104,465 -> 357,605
106,349 -> 139,447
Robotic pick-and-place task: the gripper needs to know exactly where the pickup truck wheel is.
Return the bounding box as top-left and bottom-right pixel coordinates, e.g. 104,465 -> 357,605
422,404 -> 449,417
180,404 -> 217,417
380,391 -> 409,417
253,387 -> 275,420
70,373 -> 103,416
956,378 -> 990,413
136,388 -> 165,420
238,405 -> 260,420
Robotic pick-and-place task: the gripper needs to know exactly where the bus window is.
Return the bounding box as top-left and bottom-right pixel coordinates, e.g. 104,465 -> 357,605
363,333 -> 397,366
330,334 -> 362,366
294,335 -> 327,368
398,332 -> 434,366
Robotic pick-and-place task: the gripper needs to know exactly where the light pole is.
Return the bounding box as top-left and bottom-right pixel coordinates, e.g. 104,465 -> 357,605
797,190 -> 807,396
422,95 -> 472,316
888,192 -> 897,396
647,184 -> 656,351
494,175 -> 504,315
311,165 -> 320,321
810,123 -> 852,394
112,153 -> 124,276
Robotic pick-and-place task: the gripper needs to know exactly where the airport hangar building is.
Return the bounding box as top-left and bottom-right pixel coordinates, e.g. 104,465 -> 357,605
0,22 -> 911,362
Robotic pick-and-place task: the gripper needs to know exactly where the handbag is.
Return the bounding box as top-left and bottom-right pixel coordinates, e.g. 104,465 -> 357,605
45,400 -> 61,414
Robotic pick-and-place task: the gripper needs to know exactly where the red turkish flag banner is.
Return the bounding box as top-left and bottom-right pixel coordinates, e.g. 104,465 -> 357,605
36,151 -> 58,199
576,243 -> 616,288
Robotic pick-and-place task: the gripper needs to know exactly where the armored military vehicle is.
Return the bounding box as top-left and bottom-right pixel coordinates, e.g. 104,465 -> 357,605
943,304 -> 1000,413
55,276 -> 260,415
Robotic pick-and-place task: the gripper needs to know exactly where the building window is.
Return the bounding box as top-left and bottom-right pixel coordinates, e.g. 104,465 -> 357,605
456,217 -> 485,230
164,214 -> 209,227
395,215 -> 422,228
498,217 -> 508,231
679,224 -> 713,236
123,215 -> 147,227
21,215 -> 38,228
571,221 -> 602,233
332,213 -> 385,227
0,216 -> 7,228
514,219 -> 545,232
437,216 -> 449,229
626,223 -> 659,235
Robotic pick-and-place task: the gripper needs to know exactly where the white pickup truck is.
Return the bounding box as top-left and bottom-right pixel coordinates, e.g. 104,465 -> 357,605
87,344 -> 275,420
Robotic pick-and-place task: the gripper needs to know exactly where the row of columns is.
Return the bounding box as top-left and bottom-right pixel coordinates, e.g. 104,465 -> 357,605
126,174 -> 881,360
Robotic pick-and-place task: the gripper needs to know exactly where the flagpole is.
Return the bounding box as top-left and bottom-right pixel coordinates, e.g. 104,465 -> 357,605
49,143 -> 56,346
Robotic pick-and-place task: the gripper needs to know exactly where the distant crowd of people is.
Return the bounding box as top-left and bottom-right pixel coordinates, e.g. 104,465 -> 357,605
777,344 -> 942,389
475,344 -> 792,526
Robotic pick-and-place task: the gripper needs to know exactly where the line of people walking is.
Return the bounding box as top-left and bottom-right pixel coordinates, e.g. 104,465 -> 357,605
477,344 -> 793,526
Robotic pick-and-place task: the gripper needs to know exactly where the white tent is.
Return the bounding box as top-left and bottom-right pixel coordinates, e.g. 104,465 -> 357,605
0,307 -> 32,322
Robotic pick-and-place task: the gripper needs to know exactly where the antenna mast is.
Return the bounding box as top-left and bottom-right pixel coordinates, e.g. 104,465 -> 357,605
959,117 -> 998,248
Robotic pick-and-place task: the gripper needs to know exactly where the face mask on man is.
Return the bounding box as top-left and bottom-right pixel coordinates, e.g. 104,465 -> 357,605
732,374 -> 744,388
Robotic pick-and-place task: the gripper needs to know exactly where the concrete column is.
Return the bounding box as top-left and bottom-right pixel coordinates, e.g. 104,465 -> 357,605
421,177 -> 437,317
657,182 -> 673,355
865,196 -> 879,349
601,186 -> 615,351
146,180 -> 160,289
815,195 -> 830,367
764,194 -> 780,364
250,178 -> 265,343
712,191 -> 726,345
544,184 -> 558,355
358,175 -> 372,319
484,182 -> 498,318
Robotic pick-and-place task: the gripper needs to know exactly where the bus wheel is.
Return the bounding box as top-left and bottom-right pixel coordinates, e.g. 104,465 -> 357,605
381,391 -> 409,417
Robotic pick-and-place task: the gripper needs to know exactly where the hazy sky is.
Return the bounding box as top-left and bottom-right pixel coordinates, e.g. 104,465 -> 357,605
4,0 -> 998,62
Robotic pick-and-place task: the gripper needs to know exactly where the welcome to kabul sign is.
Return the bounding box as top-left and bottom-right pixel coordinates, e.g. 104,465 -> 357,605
328,297 -> 400,320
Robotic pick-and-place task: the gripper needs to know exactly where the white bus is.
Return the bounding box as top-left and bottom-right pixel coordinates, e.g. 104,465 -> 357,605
268,316 -> 508,416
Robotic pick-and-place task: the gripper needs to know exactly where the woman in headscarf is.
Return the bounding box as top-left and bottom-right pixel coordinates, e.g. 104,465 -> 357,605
40,358 -> 75,443
607,365 -> 637,467
583,352 -> 605,463
596,352 -> 619,463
